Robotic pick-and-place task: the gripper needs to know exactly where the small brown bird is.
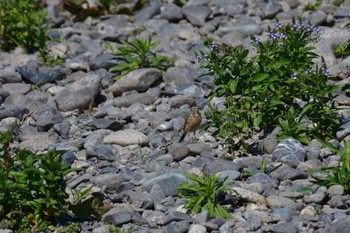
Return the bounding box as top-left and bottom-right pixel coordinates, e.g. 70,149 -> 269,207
179,106 -> 202,142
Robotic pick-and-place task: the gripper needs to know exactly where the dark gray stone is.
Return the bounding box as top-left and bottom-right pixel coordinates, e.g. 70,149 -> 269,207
102,210 -> 132,226
54,72 -> 101,111
109,68 -> 162,96
269,164 -> 308,181
182,5 -> 212,27
272,138 -> 306,168
161,3 -> 183,22
329,219 -> 350,233
0,105 -> 29,120
19,60 -> 66,85
113,88 -> 160,107
308,10 -> 328,26
89,53 -> 120,71
94,118 -> 123,131
271,207 -> 295,222
34,107 -> 64,131
172,145 -> 190,161
273,222 -> 298,233
86,144 -> 116,161
164,220 -> 190,233
263,2 -> 283,19
141,172 -> 186,196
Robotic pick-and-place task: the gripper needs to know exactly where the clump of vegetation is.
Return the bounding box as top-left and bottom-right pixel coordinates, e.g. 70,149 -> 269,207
309,137 -> 350,193
105,34 -> 173,79
333,40 -> 350,58
178,172 -> 233,219
0,121 -> 108,231
198,19 -> 339,150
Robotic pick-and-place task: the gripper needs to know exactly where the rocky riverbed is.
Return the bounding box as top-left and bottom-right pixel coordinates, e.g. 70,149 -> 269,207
1,0 -> 350,232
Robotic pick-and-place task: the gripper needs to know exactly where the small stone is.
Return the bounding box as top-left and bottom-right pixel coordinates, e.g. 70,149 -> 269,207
103,129 -> 148,146
300,205 -> 317,217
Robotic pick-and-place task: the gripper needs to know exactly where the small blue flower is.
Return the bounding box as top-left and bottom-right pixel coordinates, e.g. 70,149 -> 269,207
291,73 -> 298,79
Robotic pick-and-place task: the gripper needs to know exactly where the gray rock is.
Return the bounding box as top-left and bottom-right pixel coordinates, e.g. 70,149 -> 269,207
141,172 -> 186,196
19,133 -> 55,152
109,68 -> 162,96
86,144 -> 116,161
329,218 -> 350,233
0,106 -> 29,120
243,211 -> 262,231
54,72 -> 101,111
134,4 -> 160,24
304,191 -> 326,204
203,158 -> 240,173
308,10 -> 328,26
182,5 -> 212,27
0,66 -> 22,83
2,83 -> 31,95
113,88 -> 160,107
53,119 -> 70,138
90,173 -> 126,186
163,67 -> 195,86
164,220 -> 190,233
271,207 -> 295,222
266,196 -> 296,208
169,96 -> 197,108
34,107 -> 63,131
172,145 -> 190,161
269,164 -> 308,181
128,191 -> 154,209
94,118 -> 123,131
194,211 -> 209,224
327,185 -> 345,196
89,53 -> 120,71
4,94 -> 48,112
102,208 -> 132,226
263,2 -> 283,19
327,195 -> 348,208
161,3 -> 183,22
273,222 -> 298,233
188,224 -> 206,233
103,129 -> 148,146
272,138 -> 306,168
19,60 -> 66,85
334,8 -> 350,18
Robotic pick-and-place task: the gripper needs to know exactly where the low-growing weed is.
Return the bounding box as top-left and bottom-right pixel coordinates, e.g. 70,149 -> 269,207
105,34 -> 173,79
333,40 -> 350,58
0,0 -> 50,54
308,136 -> 350,192
198,19 -> 340,149
178,172 -> 233,219
0,121 -> 106,231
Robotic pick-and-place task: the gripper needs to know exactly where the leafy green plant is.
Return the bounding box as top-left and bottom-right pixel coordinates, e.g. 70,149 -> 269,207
0,121 -> 85,231
276,105 -> 309,144
178,172 -> 233,219
0,0 -> 51,55
198,19 -> 340,148
105,34 -> 173,79
303,0 -> 323,12
333,40 -> 350,58
308,137 -> 350,192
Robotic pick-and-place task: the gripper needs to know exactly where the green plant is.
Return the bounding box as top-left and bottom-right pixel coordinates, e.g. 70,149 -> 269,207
0,0 -> 51,55
303,0 -> 323,12
308,137 -> 350,192
332,0 -> 344,6
178,172 -> 233,219
198,19 -> 340,148
276,105 -> 309,144
333,40 -> 350,58
0,121 -> 83,231
105,34 -> 173,79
